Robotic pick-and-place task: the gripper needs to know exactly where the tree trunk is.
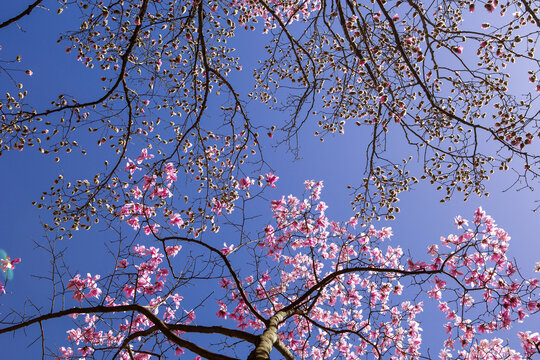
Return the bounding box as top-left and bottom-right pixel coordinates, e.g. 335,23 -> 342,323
247,311 -> 288,360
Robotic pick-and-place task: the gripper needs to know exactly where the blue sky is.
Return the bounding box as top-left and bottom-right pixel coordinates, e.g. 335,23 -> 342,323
0,1 -> 538,359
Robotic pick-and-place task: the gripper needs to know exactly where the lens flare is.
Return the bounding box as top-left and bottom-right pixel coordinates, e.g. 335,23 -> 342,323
0,249 -> 14,281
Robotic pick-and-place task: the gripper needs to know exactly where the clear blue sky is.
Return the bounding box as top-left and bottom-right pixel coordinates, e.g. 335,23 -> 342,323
0,1 -> 538,358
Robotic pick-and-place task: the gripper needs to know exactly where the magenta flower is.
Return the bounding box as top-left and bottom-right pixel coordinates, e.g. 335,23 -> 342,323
265,173 -> 279,188
169,213 -> 184,227
221,243 -> 234,256
143,224 -> 160,235
0,256 -> 21,272
238,177 -> 253,189
136,148 -> 154,164
124,160 -> 141,175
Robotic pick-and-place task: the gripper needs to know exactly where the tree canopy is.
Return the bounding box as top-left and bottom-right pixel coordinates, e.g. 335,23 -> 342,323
0,0 -> 538,359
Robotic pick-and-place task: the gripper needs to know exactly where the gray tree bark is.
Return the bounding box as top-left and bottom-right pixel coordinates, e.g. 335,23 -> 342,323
247,310 -> 292,360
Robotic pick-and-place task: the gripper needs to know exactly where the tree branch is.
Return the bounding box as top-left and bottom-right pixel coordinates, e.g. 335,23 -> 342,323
0,0 -> 43,29
0,304 -> 241,360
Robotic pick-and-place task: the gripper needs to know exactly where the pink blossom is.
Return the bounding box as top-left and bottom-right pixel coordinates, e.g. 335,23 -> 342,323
131,186 -> 142,200
133,244 -> 147,256
143,175 -> 156,190
143,224 -> 160,235
221,243 -> 234,256
78,346 -> 93,356
58,346 -> 73,359
67,273 -> 102,301
165,245 -> 182,257
265,173 -> 279,188
66,328 -> 83,344
136,148 -> 154,164
169,213 -> 184,227
134,353 -> 151,360
123,285 -> 135,298
219,278 -> 233,288
164,162 -> 178,182
453,216 -> 468,229
171,293 -> 183,308
186,310 -> 196,323
518,331 -> 540,357
0,256 -> 21,272
125,160 -> 141,175
216,301 -> 228,319
126,216 -> 140,230
238,177 -> 253,190
211,198 -> 225,215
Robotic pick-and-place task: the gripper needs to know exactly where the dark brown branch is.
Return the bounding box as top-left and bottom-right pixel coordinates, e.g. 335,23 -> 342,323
521,0 -> 540,27
158,235 -> 267,323
282,265 -> 441,313
374,0 -> 527,158
0,0 -> 43,29
19,0 -> 150,120
0,304 -> 241,360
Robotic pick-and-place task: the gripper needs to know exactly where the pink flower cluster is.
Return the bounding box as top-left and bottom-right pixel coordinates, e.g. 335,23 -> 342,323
0,255 -> 21,272
0,255 -> 20,295
121,149 -> 179,234
214,184 -> 538,359
67,273 -> 102,301
60,245 -> 189,359
63,314 -> 122,358
57,178 -> 537,359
